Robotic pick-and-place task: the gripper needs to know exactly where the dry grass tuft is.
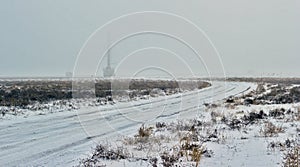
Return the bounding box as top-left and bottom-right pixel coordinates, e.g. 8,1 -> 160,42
179,135 -> 205,167
77,144 -> 129,167
260,122 -> 285,137
136,124 -> 153,138
283,145 -> 300,167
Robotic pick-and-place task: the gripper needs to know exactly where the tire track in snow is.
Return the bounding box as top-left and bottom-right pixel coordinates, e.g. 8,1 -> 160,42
0,82 -> 255,166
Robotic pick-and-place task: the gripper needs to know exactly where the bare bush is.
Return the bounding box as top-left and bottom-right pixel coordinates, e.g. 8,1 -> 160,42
77,144 -> 129,167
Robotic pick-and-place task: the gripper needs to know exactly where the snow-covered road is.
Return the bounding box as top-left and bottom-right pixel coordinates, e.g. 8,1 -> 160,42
0,82 -> 255,167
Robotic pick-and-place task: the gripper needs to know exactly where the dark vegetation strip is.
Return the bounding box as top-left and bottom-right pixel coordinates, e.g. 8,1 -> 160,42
0,79 -> 211,107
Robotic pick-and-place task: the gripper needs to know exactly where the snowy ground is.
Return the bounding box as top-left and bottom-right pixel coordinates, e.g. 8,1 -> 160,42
78,83 -> 300,167
0,81 -> 255,166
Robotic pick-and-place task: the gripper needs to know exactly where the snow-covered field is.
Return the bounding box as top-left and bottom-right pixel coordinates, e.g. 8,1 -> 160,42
77,82 -> 300,167
0,81 -> 255,166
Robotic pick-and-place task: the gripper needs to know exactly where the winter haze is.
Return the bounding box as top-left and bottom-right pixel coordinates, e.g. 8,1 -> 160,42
0,0 -> 299,77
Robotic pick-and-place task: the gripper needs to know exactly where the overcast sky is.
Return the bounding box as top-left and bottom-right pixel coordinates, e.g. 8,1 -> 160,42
0,0 -> 299,78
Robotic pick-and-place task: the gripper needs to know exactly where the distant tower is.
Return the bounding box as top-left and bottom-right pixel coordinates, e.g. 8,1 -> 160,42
103,47 -> 115,78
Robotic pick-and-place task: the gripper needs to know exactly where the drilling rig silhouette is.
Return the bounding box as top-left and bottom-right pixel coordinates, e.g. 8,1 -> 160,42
103,47 -> 115,78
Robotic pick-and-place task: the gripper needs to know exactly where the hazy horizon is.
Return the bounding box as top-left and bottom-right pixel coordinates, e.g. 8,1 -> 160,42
1,1 -> 299,78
